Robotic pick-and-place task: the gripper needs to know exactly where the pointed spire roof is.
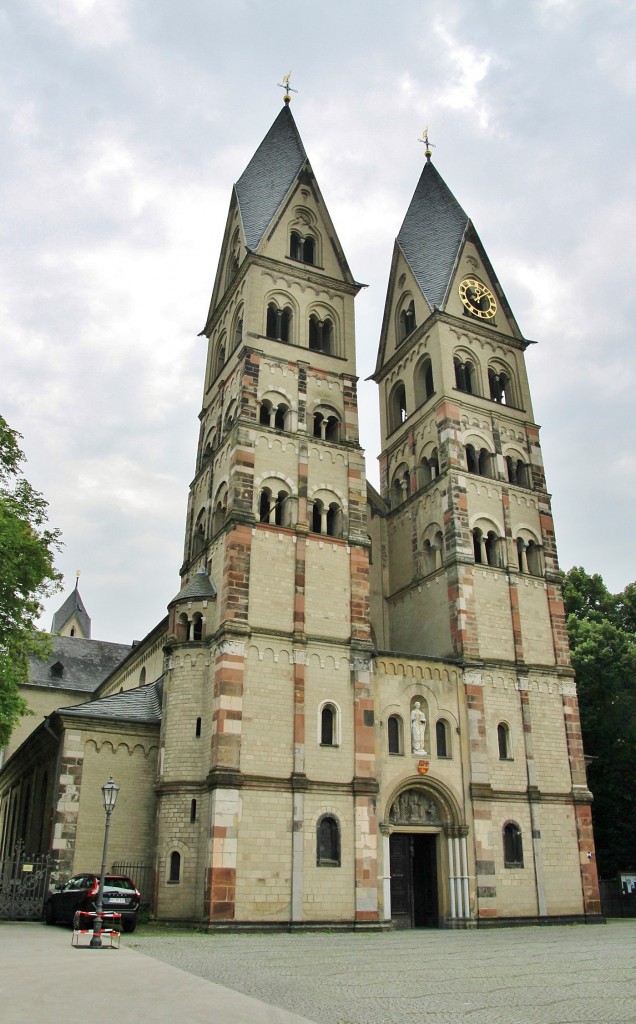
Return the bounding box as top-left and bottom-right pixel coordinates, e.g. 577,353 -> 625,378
235,104 -> 307,251
397,160 -> 469,311
51,582 -> 91,638
169,568 -> 217,607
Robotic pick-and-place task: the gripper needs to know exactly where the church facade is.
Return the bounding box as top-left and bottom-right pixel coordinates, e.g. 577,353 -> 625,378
0,101 -> 601,928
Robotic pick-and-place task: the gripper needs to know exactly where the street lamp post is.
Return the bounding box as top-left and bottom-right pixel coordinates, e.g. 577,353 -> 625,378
89,776 -> 120,948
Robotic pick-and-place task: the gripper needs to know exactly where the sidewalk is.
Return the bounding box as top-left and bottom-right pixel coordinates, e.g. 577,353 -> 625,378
0,922 -> 315,1024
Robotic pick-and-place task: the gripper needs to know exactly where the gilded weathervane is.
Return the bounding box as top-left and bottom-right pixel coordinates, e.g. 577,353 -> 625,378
420,127 -> 436,161
278,72 -> 298,104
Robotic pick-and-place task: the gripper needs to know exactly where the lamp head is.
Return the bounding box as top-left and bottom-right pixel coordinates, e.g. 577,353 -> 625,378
102,776 -> 120,812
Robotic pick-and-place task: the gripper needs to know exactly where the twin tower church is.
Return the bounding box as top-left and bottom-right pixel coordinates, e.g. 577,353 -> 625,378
0,98 -> 602,927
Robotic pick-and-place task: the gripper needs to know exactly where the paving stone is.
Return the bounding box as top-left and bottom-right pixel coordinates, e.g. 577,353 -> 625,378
130,920 -> 636,1024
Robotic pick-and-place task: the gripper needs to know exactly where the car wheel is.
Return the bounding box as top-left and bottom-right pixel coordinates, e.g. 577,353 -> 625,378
122,919 -> 136,934
45,902 -> 56,926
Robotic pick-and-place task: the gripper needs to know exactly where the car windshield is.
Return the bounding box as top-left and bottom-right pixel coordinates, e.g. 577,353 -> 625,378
104,877 -> 136,891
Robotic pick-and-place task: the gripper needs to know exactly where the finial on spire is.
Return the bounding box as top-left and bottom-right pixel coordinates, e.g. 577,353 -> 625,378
278,71 -> 298,104
75,569 -> 81,590
420,127 -> 436,161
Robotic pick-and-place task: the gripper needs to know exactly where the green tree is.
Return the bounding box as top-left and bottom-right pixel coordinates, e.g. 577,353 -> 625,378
563,567 -> 636,877
0,416 -> 61,746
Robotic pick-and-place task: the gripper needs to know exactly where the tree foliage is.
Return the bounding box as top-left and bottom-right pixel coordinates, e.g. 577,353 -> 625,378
563,566 -> 636,877
0,416 -> 61,746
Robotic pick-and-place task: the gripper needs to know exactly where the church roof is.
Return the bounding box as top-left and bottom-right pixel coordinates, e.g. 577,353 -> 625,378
51,586 -> 91,637
28,636 -> 132,694
397,160 -> 469,311
169,568 -> 217,606
60,677 -> 163,725
235,103 -> 307,251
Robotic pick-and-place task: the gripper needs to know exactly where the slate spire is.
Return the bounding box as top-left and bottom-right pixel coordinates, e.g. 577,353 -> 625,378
396,160 -> 469,311
234,103 -> 308,252
51,579 -> 91,638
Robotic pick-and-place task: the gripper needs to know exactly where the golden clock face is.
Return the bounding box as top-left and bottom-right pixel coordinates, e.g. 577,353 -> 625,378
458,278 -> 497,320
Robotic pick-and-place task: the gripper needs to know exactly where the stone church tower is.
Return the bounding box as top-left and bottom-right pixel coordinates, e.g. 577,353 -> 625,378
367,141 -> 600,923
160,97 -> 377,924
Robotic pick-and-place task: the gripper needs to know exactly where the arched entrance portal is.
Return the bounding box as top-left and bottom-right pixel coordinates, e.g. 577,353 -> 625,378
384,785 -> 470,928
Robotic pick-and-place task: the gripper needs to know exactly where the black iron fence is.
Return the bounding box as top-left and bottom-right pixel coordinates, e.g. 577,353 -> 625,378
0,844 -> 52,920
111,861 -> 155,911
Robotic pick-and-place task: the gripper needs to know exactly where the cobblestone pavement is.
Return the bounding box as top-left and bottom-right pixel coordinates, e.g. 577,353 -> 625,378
130,920 -> 636,1024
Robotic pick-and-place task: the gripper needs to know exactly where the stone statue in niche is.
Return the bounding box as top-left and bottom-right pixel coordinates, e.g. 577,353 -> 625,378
410,701 -> 427,754
389,789 -> 441,826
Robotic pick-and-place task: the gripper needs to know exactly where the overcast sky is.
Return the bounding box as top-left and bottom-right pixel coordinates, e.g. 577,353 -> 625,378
2,0 -> 635,643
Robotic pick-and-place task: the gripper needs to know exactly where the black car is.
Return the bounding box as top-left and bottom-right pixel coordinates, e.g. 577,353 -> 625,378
44,873 -> 141,932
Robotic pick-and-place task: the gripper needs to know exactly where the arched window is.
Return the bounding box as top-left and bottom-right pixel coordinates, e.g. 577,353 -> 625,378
259,399 -> 272,425
212,486 -> 228,535
388,714 -> 403,754
313,410 -> 340,442
497,722 -> 512,760
259,486 -> 291,527
192,509 -> 206,557
266,302 -> 292,342
473,527 -> 483,564
489,367 -> 515,406
316,815 -> 341,866
169,851 -> 181,883
503,822 -> 523,867
225,230 -> 240,291
414,356 -> 434,405
176,612 -> 190,643
326,502 -> 342,537
526,539 -> 542,576
505,455 -> 530,487
311,497 -> 342,538
419,531 -> 443,575
290,232 -> 315,264
465,444 -> 479,474
192,613 -> 203,641
312,498 -> 324,534
321,704 -> 336,745
290,230 -> 302,261
233,315 -> 243,351
215,336 -> 227,378
390,465 -> 410,508
478,448 -> 492,477
388,381 -> 407,433
303,235 -> 315,264
418,449 -> 439,488
309,315 -> 334,354
454,357 -> 478,395
139,667 -> 146,685
274,403 -> 288,430
260,398 -> 291,431
436,719 -> 451,758
398,299 -> 416,342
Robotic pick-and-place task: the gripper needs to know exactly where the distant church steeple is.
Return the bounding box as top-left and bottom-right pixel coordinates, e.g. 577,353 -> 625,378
51,572 -> 91,638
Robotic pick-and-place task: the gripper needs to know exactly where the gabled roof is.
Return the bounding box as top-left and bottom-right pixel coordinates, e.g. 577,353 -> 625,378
60,677 -> 163,725
169,568 -> 217,606
396,159 -> 469,311
235,103 -> 307,252
51,586 -> 91,638
28,636 -> 132,694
